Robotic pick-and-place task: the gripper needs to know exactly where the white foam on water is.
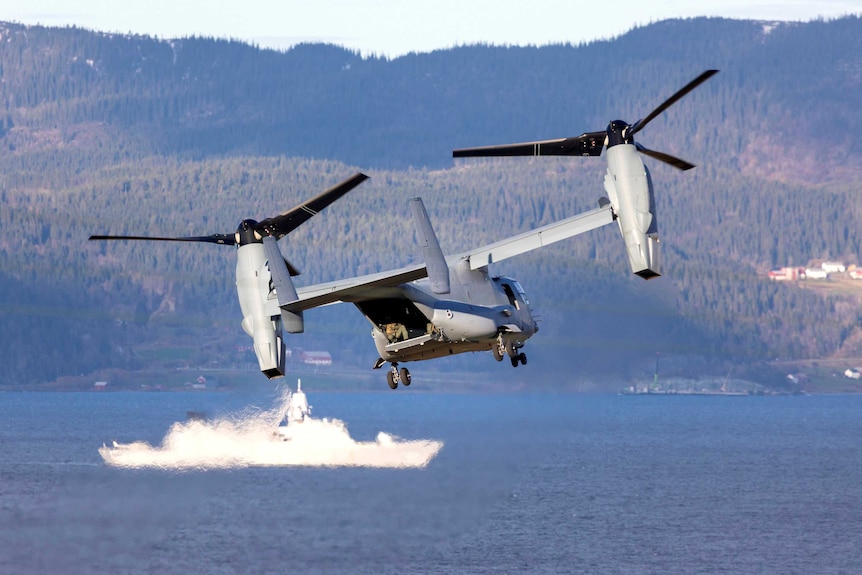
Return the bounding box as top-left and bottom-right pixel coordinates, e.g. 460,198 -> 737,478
99,388 -> 443,470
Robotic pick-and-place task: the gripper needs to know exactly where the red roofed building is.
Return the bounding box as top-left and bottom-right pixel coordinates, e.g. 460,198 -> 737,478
301,351 -> 332,366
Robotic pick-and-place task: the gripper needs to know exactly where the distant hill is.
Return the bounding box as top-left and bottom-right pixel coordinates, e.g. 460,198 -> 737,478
1,18 -> 861,389
3,17 -> 862,177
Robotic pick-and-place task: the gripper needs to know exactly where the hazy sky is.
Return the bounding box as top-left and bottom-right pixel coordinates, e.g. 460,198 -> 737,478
2,0 -> 861,57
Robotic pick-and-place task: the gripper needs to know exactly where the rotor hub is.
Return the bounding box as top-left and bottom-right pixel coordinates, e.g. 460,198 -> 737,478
606,120 -> 633,148
236,219 -> 261,246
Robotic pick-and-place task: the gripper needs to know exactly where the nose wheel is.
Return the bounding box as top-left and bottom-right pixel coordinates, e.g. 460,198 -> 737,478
503,340 -> 527,368
386,363 -> 411,389
510,352 -> 527,367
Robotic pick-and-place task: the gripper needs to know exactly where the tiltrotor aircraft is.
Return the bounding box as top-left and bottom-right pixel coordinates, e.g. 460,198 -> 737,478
91,70 -> 717,389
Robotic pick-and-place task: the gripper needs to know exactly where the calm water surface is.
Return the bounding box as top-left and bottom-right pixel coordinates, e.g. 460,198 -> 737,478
1,389 -> 860,574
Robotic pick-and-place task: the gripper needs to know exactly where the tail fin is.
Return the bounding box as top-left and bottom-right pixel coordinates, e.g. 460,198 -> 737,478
263,236 -> 304,333
410,198 -> 450,294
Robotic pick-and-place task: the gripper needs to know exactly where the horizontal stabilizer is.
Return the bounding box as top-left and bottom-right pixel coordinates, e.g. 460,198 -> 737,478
286,264 -> 428,312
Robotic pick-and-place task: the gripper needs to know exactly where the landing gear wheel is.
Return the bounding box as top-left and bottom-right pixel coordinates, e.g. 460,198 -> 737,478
493,341 -> 504,362
387,370 -> 397,389
518,352 -> 527,366
399,367 -> 411,386
511,356 -> 520,368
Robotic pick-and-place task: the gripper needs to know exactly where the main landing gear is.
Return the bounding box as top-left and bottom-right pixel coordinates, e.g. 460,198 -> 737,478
493,336 -> 506,362
493,335 -> 527,367
386,363 -> 411,389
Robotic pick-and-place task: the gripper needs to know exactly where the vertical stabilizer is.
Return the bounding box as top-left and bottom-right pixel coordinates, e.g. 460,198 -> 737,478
263,236 -> 304,333
410,198 -> 450,294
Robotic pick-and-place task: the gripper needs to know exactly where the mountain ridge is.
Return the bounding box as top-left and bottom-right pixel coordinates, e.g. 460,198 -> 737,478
1,17 -> 861,389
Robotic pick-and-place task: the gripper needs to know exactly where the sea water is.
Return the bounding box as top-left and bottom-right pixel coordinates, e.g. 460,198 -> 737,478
1,389 -> 860,574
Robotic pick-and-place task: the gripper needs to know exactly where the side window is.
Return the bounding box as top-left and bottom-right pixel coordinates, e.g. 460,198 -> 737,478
512,281 -> 530,306
502,283 -> 520,310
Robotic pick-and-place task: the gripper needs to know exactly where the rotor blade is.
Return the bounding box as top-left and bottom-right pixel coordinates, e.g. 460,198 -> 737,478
256,172 -> 369,240
635,143 -> 696,171
89,235 -> 300,273
453,131 -> 606,158
88,233 -> 235,245
630,70 -> 719,136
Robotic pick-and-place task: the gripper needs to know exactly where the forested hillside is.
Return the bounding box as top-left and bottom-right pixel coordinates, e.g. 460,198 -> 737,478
1,17 -> 861,389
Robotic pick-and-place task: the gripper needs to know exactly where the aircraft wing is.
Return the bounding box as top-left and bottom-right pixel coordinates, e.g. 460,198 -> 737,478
282,263 -> 428,312
453,205 -> 615,270
281,204 -> 613,313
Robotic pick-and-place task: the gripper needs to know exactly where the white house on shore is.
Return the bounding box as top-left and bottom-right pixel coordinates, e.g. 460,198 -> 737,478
301,351 -> 332,366
768,261 -> 861,281
804,268 -> 829,280
822,262 -> 846,273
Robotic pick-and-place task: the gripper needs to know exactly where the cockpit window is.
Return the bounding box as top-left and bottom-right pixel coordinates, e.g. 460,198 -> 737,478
502,283 -> 520,310
511,281 -> 530,305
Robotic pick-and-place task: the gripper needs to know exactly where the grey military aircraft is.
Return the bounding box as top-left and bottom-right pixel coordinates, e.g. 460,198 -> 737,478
90,70 -> 717,388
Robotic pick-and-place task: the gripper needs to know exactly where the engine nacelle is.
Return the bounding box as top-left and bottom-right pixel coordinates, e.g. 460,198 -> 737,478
603,144 -> 661,279
237,242 -> 293,378
240,312 -> 287,379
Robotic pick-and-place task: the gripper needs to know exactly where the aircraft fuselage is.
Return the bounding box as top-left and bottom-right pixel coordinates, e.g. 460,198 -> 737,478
356,263 -> 537,364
